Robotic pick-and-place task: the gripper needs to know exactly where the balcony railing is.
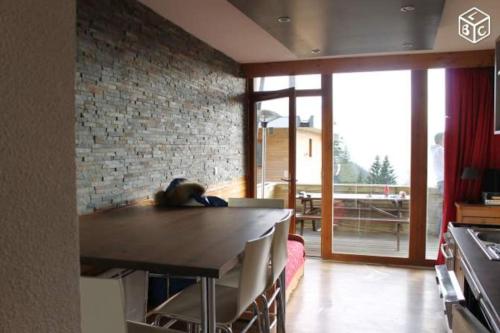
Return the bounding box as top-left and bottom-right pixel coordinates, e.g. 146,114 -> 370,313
258,182 -> 440,258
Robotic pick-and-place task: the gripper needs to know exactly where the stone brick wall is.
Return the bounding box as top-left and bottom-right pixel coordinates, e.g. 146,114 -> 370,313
76,0 -> 246,214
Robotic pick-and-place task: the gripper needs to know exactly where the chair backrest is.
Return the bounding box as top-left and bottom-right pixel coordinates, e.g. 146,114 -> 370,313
270,216 -> 291,285
237,227 -> 275,314
80,277 -> 127,333
229,198 -> 289,286
228,198 -> 284,209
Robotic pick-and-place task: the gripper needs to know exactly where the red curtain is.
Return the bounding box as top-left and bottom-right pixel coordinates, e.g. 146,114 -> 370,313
437,67 -> 494,264
490,133 -> 500,167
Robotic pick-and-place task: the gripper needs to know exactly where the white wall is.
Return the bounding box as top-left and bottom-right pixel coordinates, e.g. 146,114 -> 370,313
0,0 -> 80,332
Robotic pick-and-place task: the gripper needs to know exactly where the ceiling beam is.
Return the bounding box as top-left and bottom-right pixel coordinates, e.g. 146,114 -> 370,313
242,50 -> 494,78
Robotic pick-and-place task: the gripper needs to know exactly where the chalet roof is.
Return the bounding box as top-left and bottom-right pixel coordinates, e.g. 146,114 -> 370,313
267,115 -> 318,128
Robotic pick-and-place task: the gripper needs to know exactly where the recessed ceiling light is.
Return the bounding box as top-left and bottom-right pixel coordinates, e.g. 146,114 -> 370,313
311,48 -> 321,54
400,5 -> 415,13
403,42 -> 414,49
277,16 -> 291,23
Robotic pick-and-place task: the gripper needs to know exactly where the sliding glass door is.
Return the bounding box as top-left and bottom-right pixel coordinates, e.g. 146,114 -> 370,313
249,70 -> 440,265
295,96 -> 322,256
331,70 -> 412,258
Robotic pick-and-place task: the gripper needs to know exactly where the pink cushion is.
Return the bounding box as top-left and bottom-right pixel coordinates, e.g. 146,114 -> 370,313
285,239 -> 305,287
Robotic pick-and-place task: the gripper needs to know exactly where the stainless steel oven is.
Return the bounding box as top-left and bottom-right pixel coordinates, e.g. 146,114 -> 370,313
436,228 -> 494,332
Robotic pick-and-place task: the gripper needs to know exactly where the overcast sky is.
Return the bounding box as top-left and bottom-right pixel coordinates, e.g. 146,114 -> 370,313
256,69 -> 445,187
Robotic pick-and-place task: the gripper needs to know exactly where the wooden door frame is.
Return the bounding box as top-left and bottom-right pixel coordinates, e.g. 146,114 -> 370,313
246,68 -> 442,267
243,50 -> 484,266
321,74 -> 333,258
247,87 -> 298,232
320,70 -> 434,267
242,50 -> 493,77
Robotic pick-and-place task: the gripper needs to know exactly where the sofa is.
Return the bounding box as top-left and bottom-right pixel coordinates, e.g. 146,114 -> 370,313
285,234 -> 305,301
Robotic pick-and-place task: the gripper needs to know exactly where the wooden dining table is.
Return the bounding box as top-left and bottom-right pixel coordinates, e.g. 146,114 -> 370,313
79,205 -> 292,333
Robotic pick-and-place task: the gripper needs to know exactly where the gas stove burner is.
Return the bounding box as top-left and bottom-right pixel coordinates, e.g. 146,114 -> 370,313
468,228 -> 500,261
489,244 -> 500,256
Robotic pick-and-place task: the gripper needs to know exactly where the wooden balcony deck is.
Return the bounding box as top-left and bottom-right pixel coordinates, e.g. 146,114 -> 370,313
300,225 -> 440,259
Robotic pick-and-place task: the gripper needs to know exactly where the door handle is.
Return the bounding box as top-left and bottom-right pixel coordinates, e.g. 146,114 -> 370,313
281,178 -> 297,182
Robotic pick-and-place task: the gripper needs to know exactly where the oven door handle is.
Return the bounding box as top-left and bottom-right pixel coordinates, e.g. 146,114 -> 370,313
441,242 -> 454,269
441,243 -> 453,259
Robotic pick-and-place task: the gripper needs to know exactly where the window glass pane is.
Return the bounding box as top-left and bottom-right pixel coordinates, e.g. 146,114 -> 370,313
255,98 -> 290,203
254,74 -> 321,91
296,96 -> 322,185
295,74 -> 321,90
426,68 -> 446,260
254,76 -> 290,92
295,97 -> 322,256
332,70 -> 411,258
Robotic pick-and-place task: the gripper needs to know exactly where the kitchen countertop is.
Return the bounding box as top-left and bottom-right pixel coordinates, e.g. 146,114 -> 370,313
450,224 -> 500,331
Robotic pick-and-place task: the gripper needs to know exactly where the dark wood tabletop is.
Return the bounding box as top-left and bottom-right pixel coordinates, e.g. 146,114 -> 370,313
80,206 -> 292,278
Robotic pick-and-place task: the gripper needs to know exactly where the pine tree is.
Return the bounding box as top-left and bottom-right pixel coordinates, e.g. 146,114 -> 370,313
367,155 -> 382,184
380,155 -> 397,184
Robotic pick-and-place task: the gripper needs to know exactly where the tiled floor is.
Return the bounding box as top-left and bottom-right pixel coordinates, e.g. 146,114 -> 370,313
285,259 -> 447,333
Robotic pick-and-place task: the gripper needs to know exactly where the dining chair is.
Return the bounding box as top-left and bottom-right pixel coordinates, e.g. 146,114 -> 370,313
224,196 -> 285,283
80,277 -> 177,333
260,215 -> 290,333
149,227 -> 275,333
228,198 -> 285,209
217,216 -> 290,333
225,197 -> 289,333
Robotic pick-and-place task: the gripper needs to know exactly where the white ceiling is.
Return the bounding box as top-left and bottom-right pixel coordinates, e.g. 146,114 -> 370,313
140,0 -> 500,64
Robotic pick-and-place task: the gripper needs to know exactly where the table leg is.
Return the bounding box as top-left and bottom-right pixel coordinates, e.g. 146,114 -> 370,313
396,200 -> 402,252
310,199 -> 321,232
200,277 -> 216,333
302,198 -> 307,235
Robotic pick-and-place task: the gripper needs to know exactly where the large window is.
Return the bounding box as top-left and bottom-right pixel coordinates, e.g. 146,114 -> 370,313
332,70 -> 412,258
250,68 -> 450,264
